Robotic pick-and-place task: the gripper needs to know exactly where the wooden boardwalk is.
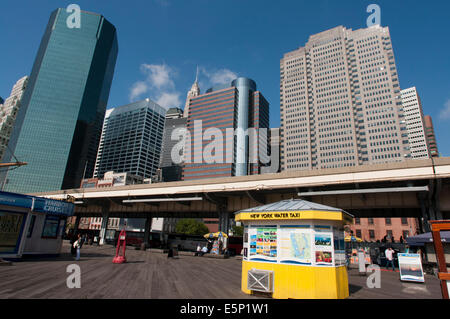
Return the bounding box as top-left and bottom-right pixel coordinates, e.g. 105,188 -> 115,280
0,242 -> 443,299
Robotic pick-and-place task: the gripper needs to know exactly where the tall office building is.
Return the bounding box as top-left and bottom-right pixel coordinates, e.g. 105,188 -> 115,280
280,25 -> 410,171
159,107 -> 187,182
182,77 -> 269,181
0,76 -> 28,161
94,98 -> 166,179
424,115 -> 439,157
400,87 -> 429,159
2,9 -> 118,193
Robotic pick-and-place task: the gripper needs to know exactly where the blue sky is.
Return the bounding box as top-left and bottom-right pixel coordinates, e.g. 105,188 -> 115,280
1,0 -> 449,156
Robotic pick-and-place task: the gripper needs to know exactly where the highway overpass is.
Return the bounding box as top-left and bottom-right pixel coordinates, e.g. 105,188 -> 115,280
34,158 -> 450,237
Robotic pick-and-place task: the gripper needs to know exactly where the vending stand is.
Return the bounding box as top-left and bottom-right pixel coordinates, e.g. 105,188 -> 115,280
235,199 -> 353,299
0,191 -> 74,259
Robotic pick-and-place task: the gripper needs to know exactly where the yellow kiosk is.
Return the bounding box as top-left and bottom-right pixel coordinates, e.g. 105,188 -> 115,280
235,199 -> 354,299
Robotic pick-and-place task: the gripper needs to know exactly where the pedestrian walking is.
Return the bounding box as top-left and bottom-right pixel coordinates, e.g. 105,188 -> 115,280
385,247 -> 395,271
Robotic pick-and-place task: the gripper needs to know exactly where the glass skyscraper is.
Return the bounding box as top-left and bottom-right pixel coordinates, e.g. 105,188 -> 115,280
2,9 -> 118,193
94,99 -> 166,180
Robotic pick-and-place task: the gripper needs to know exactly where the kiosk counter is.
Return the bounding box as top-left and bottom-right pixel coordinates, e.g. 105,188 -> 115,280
235,199 -> 353,299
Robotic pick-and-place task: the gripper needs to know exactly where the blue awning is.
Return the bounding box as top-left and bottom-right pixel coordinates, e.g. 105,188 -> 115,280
406,232 -> 450,246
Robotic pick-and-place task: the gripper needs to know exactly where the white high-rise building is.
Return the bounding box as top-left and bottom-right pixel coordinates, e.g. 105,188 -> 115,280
280,25 -> 411,171
401,87 -> 429,159
0,76 -> 29,161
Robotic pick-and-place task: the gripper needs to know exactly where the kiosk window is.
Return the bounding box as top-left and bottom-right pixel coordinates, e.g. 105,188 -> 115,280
0,212 -> 26,254
27,215 -> 36,238
41,215 -> 60,238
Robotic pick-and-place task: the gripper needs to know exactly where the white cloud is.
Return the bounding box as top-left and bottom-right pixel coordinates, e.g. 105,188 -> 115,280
440,99 -> 450,120
140,64 -> 175,89
129,81 -> 148,101
198,67 -> 238,91
210,69 -> 238,86
129,63 -> 180,109
156,92 -> 181,109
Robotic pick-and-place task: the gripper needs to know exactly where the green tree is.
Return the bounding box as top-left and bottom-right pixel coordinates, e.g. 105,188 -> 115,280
175,219 -> 209,236
232,225 -> 244,237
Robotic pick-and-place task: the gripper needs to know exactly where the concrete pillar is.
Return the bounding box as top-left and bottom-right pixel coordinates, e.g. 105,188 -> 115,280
99,204 -> 110,246
74,215 -> 81,234
218,205 -> 230,235
143,214 -> 152,247
419,194 -> 431,233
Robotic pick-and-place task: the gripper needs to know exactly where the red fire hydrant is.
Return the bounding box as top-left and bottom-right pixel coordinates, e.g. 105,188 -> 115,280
113,229 -> 127,264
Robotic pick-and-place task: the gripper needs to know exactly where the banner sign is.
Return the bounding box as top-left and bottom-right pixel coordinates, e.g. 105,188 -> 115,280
0,191 -> 74,217
398,253 -> 425,283
33,198 -> 74,216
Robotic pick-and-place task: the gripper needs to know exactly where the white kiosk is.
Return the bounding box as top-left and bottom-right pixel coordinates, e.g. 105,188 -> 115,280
0,191 -> 74,259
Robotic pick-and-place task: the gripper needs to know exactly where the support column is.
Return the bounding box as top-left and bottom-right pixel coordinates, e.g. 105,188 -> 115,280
418,194 -> 431,233
218,205 -> 230,235
99,204 -> 110,246
143,214 -> 152,247
74,215 -> 81,234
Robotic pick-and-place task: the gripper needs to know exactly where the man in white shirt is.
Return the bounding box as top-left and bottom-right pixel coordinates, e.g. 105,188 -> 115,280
200,246 -> 208,256
385,247 -> 395,271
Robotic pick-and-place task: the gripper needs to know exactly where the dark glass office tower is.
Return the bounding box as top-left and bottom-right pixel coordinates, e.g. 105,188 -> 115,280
2,9 -> 118,193
159,107 -> 186,182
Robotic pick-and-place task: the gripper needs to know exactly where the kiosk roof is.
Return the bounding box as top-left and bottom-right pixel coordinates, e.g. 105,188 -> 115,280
236,199 -> 345,214
234,199 -> 353,223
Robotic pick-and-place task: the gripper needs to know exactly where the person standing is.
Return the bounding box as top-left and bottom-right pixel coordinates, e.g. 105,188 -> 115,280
385,247 -> 395,271
200,245 -> 208,256
73,234 -> 82,261
195,244 -> 202,256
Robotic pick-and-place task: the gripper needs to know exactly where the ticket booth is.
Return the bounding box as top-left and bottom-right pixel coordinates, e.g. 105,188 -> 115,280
235,199 -> 354,299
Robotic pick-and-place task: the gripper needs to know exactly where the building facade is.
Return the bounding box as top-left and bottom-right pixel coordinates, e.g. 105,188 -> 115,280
348,217 -> 419,243
81,171 -> 144,188
182,77 -> 270,181
401,87 -> 429,159
280,25 -> 410,172
424,115 -> 439,158
2,9 -> 118,193
0,76 -> 28,161
159,107 -> 186,182
94,99 -> 166,179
